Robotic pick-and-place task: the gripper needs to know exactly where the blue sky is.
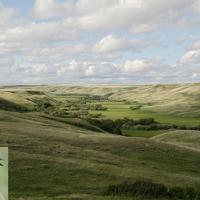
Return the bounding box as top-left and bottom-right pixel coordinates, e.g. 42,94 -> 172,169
0,0 -> 200,84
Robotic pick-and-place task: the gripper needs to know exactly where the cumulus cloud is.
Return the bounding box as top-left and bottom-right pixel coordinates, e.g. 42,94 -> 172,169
0,22 -> 79,43
57,60 -> 119,80
32,0 -> 73,19
180,50 -> 200,64
30,0 -> 193,31
122,59 -> 152,73
191,0 -> 200,13
0,0 -> 199,84
0,3 -> 16,27
180,39 -> 200,65
131,24 -> 157,34
94,35 -> 152,53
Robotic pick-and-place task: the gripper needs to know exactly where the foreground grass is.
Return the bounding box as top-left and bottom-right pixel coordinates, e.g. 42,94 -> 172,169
0,85 -> 200,199
0,111 -> 199,199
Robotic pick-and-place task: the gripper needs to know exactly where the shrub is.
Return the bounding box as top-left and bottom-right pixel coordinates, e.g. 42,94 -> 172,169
130,105 -> 142,110
88,118 -> 121,135
90,104 -> 108,111
107,180 -> 200,199
107,180 -> 168,198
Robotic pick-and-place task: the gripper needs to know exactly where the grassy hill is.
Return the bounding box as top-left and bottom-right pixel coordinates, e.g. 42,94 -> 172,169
152,130 -> 200,152
0,89 -> 56,112
0,84 -> 200,199
0,111 -> 199,200
39,83 -> 200,117
1,83 -> 200,117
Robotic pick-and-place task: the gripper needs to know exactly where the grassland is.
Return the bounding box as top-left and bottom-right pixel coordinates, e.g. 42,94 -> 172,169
41,83 -> 200,117
122,129 -> 168,138
1,111 -> 199,200
89,101 -> 200,126
153,130 -> 200,152
0,84 -> 199,199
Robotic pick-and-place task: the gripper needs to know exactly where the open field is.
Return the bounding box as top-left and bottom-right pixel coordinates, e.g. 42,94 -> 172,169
0,84 -> 199,199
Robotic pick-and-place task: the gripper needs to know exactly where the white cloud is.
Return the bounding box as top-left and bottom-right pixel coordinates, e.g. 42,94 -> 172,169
180,50 -> 200,64
0,0 -> 199,84
122,59 -> 153,73
57,60 -> 119,79
30,0 -> 198,32
188,40 -> 200,50
0,3 -> 16,27
0,22 -> 79,43
76,0 -> 118,15
95,35 -> 137,53
77,0 -> 190,31
191,0 -> 200,13
131,24 -> 157,34
32,0 -> 73,19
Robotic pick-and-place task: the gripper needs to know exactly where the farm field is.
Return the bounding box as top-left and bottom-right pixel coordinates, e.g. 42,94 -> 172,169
0,84 -> 200,200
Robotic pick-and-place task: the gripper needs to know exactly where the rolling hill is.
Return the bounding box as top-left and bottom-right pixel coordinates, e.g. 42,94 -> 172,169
0,84 -> 199,199
40,83 -> 200,117
152,130 -> 200,152
0,110 -> 199,200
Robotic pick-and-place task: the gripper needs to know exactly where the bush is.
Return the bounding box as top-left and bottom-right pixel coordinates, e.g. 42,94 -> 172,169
137,118 -> 156,125
115,118 -> 157,129
88,118 -> 121,135
107,180 -> 200,199
107,180 -> 168,198
130,105 -> 142,110
90,104 -> 108,111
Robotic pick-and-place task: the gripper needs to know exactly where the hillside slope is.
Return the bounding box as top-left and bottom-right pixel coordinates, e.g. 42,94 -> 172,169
152,130 -> 200,152
0,89 -> 56,111
0,111 -> 199,199
39,83 -> 200,117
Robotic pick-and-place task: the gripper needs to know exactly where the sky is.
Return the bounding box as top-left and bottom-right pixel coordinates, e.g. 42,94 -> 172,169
0,0 -> 200,85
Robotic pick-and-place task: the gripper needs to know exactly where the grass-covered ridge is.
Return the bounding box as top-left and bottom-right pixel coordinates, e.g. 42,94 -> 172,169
152,130 -> 200,152
40,83 -> 200,117
0,83 -> 199,199
1,110 -> 199,200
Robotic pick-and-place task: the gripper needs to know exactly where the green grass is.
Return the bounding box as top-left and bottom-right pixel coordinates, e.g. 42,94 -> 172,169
90,101 -> 200,126
0,111 -> 199,200
0,85 -> 200,199
41,83 -> 200,117
53,95 -> 84,102
152,130 -> 200,152
122,129 -> 167,138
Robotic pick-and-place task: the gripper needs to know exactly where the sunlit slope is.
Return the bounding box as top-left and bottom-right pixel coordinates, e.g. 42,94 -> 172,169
152,130 -> 200,152
41,83 -> 200,117
0,111 -> 199,199
0,89 -> 55,111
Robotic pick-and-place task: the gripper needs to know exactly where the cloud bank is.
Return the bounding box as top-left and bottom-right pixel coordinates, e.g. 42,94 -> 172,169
0,0 -> 200,84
